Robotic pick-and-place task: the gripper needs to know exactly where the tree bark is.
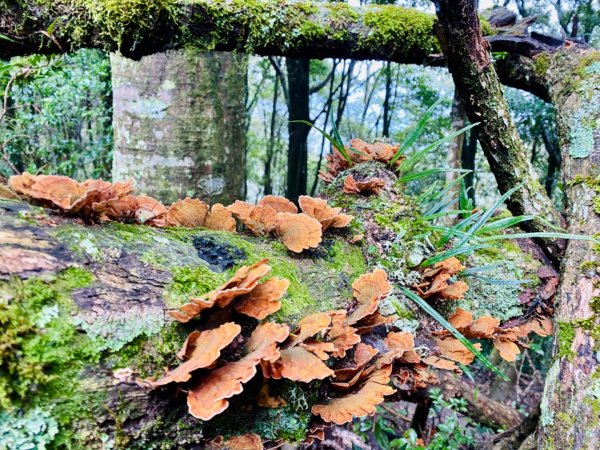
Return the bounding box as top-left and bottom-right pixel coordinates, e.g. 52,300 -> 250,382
433,0 -> 565,265
0,0 -> 553,100
537,47 -> 600,449
111,50 -> 247,205
285,58 -> 310,202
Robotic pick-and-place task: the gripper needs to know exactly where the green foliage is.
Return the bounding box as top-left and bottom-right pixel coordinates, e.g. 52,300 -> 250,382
390,389 -> 476,450
0,50 -> 112,179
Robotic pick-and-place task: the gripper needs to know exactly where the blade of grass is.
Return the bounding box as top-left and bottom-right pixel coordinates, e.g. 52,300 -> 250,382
398,289 -> 509,381
475,215 -> 535,235
290,119 -> 352,166
422,209 -> 474,221
480,232 -> 599,243
397,168 -> 468,184
453,182 -> 524,250
421,243 -> 493,266
436,210 -> 482,248
389,97 -> 444,166
400,122 -> 479,172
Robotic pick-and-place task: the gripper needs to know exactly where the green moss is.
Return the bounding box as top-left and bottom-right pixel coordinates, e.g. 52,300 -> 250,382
0,267 -> 112,448
361,6 -> 438,56
73,0 -> 180,47
163,264 -> 227,308
108,322 -> 188,378
534,52 -> 552,77
325,2 -> 359,24
557,321 -> 576,360
326,240 -> 367,281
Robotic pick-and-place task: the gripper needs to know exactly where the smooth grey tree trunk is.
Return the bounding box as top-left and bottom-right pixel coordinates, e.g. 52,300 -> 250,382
111,50 -> 248,205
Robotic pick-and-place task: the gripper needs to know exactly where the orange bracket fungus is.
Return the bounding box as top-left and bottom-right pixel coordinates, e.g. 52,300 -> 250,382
343,174 -> 386,195
187,322 -> 289,420
415,256 -> 469,300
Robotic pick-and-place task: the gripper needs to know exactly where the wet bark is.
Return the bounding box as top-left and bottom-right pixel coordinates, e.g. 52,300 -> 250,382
537,48 -> 600,450
433,0 -> 565,265
111,50 -> 248,205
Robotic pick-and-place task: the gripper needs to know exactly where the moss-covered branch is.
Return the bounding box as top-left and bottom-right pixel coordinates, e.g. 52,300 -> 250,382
1,0 -> 552,98
1,0 -> 438,62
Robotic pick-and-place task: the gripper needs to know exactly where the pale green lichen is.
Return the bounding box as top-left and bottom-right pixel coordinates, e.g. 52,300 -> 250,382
73,306 -> 165,352
0,408 -> 58,450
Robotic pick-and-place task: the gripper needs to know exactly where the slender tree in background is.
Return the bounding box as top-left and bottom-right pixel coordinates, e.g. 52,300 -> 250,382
111,50 -> 248,205
285,58 -> 310,202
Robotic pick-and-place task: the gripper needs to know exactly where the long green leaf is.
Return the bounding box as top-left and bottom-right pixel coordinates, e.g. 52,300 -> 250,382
290,119 -> 352,166
422,209 -> 474,221
397,168 -> 468,184
398,289 -> 509,381
0,33 -> 17,43
480,232 -> 599,243
389,97 -> 444,166
436,210 -> 482,248
476,215 -> 535,235
454,182 -> 524,249
421,243 -> 493,266
400,122 -> 480,172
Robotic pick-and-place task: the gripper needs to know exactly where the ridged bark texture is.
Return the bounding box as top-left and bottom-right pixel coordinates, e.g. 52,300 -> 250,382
538,49 -> 600,450
111,50 -> 248,204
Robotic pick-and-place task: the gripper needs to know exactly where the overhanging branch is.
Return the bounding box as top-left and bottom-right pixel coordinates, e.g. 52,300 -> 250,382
0,0 -> 555,100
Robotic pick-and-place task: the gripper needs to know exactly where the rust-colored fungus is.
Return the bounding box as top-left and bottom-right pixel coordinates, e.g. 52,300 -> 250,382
227,201 -> 279,235
235,277 -> 290,320
435,336 -> 480,365
258,195 -> 298,214
311,365 -> 396,425
347,269 -> 391,325
343,174 -> 386,195
349,138 -> 400,165
327,310 -> 361,358
169,260 -> 272,322
134,195 -> 168,225
9,173 -> 136,216
433,307 -> 546,363
144,322 -> 241,388
298,195 -> 353,231
224,434 -> 264,450
187,323 -> 289,420
276,212 -> 322,253
166,198 -> 209,227
415,257 -> 469,300
264,346 -> 335,382
204,203 -> 237,232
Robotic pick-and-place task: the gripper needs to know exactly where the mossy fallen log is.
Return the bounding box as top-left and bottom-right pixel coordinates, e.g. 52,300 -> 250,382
0,163 -> 547,449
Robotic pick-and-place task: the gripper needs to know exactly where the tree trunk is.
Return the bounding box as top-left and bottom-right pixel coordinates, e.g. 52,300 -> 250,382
461,128 -> 478,205
285,58 -> 310,202
537,48 -> 600,449
111,50 -> 248,205
433,0 -> 565,265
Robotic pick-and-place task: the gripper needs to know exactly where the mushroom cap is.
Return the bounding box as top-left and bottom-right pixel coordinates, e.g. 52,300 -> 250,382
167,198 -> 209,227
235,277 -> 290,320
311,365 -> 395,425
258,195 -> 298,214
205,203 -> 237,232
276,212 -> 322,252
144,322 -> 241,388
